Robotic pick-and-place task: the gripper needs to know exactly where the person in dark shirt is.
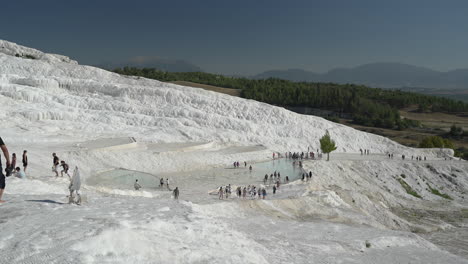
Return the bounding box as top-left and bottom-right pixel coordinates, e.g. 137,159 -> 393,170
52,153 -> 59,177
173,187 -> 179,200
22,150 -> 28,173
11,153 -> 16,170
0,137 -> 11,203
60,160 -> 70,178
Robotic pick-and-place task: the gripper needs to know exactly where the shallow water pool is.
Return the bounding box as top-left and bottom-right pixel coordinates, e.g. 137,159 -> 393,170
86,158 -> 305,202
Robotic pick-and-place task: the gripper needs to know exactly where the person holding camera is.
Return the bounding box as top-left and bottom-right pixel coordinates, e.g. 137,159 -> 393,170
0,137 -> 11,203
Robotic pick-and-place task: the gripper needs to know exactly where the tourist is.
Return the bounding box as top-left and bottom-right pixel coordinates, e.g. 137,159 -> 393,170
166,178 -> 170,190
173,187 -> 179,200
22,150 -> 28,173
11,153 -> 16,170
60,160 -> 70,178
52,153 -> 59,177
15,167 -> 26,179
134,179 -> 141,190
0,137 -> 11,203
218,186 -> 224,199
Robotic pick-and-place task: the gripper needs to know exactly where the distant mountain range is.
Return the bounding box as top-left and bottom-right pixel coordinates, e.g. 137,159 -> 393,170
253,63 -> 468,89
98,59 -> 468,90
97,56 -> 203,72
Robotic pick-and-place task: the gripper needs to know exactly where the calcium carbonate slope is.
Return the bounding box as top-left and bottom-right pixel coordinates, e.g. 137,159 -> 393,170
0,40 -> 450,157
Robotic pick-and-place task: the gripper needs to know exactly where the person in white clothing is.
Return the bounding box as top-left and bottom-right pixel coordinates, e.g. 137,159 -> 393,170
134,179 -> 142,190
14,167 -> 26,179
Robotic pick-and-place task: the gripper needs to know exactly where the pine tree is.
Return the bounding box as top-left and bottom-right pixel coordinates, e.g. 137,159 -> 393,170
320,130 -> 338,161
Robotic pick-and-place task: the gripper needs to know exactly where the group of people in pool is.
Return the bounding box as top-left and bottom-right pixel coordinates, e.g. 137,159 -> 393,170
218,184 -> 271,200
132,158 -> 300,201
233,161 -> 252,171
285,151 -> 323,160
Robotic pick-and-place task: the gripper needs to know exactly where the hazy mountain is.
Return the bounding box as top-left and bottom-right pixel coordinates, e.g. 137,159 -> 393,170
97,56 -> 203,72
253,63 -> 468,89
254,69 -> 320,81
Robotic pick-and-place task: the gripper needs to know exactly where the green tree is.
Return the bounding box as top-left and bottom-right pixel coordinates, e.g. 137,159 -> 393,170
320,130 -> 338,161
443,139 -> 454,149
418,136 -> 454,149
449,124 -> 463,138
418,137 -> 433,148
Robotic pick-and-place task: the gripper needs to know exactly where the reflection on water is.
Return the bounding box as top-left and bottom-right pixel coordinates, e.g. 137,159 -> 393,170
87,158 -> 305,202
86,169 -> 159,189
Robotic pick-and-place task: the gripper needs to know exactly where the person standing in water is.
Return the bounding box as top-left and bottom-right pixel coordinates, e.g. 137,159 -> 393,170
14,167 -> 26,179
173,187 -> 179,200
11,153 -> 16,170
134,179 -> 141,190
22,150 -> 28,173
159,178 -> 164,188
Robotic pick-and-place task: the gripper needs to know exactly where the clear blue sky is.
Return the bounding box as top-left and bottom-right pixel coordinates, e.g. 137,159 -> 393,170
1,0 -> 468,75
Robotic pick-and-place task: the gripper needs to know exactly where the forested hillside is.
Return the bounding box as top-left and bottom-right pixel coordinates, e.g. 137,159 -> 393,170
114,67 -> 468,130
